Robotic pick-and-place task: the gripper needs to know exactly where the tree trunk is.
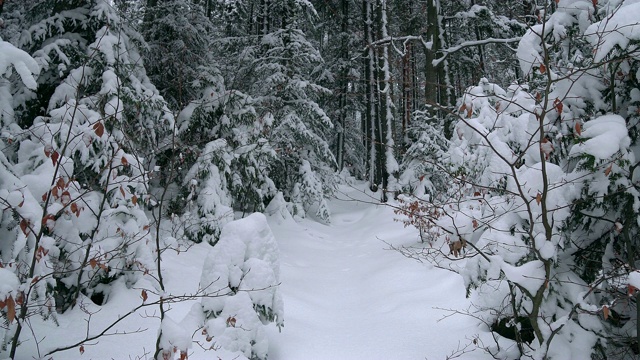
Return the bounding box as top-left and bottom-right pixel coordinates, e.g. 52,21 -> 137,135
363,0 -> 379,190
424,0 -> 439,111
402,43 -> 413,140
377,0 -> 397,201
335,0 -> 349,171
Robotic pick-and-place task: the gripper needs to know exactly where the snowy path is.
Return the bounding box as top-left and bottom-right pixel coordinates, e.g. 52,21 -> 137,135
25,183 -> 488,360
266,184 -> 487,360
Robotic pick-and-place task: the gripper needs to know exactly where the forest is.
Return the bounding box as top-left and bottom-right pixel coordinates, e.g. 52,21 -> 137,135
0,0 -> 639,359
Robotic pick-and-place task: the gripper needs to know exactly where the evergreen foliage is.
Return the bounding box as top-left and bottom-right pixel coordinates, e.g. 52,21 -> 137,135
1,0 -> 639,358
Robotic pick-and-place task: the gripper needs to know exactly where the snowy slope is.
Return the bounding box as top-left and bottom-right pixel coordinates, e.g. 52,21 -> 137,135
21,182 -> 488,360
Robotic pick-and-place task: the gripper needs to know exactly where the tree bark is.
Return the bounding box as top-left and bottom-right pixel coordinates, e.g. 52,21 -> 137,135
335,0 -> 349,171
363,0 -> 377,189
424,0 -> 439,111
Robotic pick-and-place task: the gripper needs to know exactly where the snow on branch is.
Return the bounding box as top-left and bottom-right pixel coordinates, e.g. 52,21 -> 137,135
586,2 -> 640,62
0,38 -> 40,89
433,37 -> 522,66
365,35 -> 433,57
364,35 -> 521,67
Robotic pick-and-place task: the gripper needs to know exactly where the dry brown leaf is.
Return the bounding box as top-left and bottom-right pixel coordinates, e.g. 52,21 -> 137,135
6,296 -> 15,323
539,63 -> 547,74
57,177 -> 65,190
20,219 -> 30,236
226,317 -> 236,327
51,151 -> 60,166
553,98 -> 563,114
604,164 -> 613,176
93,122 -> 105,137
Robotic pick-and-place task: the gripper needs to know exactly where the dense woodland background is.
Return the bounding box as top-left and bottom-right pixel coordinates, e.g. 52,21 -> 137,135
1,0 -> 640,359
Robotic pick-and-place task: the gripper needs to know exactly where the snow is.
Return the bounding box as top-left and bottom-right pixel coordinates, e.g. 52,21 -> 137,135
0,268 -> 20,300
517,0 -> 594,76
0,37 -> 40,89
629,271 -> 640,290
265,184 -> 487,360
204,292 -> 269,359
199,213 -> 283,357
159,316 -> 192,354
264,192 -> 294,224
569,114 -> 631,160
501,260 -> 546,295
14,182 -> 489,360
586,2 -> 640,62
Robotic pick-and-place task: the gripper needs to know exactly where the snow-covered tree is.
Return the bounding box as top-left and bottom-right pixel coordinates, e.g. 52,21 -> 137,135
397,0 -> 640,353
199,213 -> 284,360
241,0 -> 336,221
143,0 -> 216,110
174,67 -> 278,243
398,110 -> 449,200
0,1 -> 173,357
0,39 -> 42,353
399,78 -> 629,359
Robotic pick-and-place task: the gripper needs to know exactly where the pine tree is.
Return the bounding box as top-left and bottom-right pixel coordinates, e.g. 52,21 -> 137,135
235,0 -> 337,221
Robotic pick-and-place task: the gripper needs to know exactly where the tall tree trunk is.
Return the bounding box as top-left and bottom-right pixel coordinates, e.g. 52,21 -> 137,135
376,0 -> 387,199
377,0 -> 398,202
424,0 -> 453,128
402,43 -> 413,142
362,0 -> 377,190
424,0 -> 439,111
258,0 -> 269,35
335,0 -> 349,171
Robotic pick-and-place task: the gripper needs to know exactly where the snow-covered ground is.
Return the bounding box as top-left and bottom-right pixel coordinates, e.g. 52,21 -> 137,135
22,183 -> 488,360
266,184 -> 487,360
